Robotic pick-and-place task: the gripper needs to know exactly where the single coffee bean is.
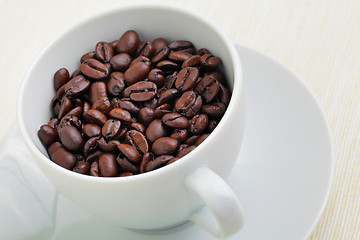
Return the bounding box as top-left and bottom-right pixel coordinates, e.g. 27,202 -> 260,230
145,119 -> 169,143
109,108 -> 132,123
83,124 -> 101,138
83,101 -> 91,115
119,172 -> 133,177
63,106 -> 82,119
138,107 -> 154,126
185,135 -> 199,146
102,119 -> 121,139
48,141 -> 63,157
164,72 -> 178,89
83,137 -> 100,157
124,61 -> 151,84
175,91 -> 202,117
58,96 -> 72,119
95,41 -> 114,63
38,125 -> 58,147
80,51 -> 95,63
156,60 -> 179,73
136,40 -> 155,58
154,103 -> 172,119
117,30 -> 140,54
200,54 -> 221,68
207,118 -> 220,132
111,98 -> 140,114
57,115 -> 82,132
152,137 -> 179,155
129,56 -> 151,67
92,96 -> 112,115
152,38 -> 168,53
142,97 -> 158,109
54,68 -> 70,91
110,53 -> 132,71
169,51 -> 192,62
130,122 -> 146,134
59,125 -> 84,152
126,130 -> 149,155
140,152 -> 154,173
117,126 -> 128,140
64,75 -> 90,98
166,157 -> 180,165
47,118 -> 59,129
73,161 -> 90,175
116,157 -> 139,174
123,81 -> 157,102
168,40 -> 195,53
83,109 -> 108,126
196,48 -> 211,56
175,67 -> 199,91
204,70 -> 227,85
217,82 -> 231,106
151,46 -> 170,64
170,129 -> 188,143
80,59 -> 109,80
86,149 -> 103,163
99,153 -> 118,177
51,148 -> 76,170
201,102 -> 226,117
107,72 -> 125,97
182,55 -> 201,68
147,69 -> 165,86
110,40 -> 119,52
194,133 -> 209,146
176,145 -> 196,158
89,81 -> 107,105
194,75 -> 220,103
162,113 -> 189,129
145,155 -> 173,172
117,144 -> 141,163
190,114 -> 209,134
90,161 -> 100,177
97,137 -> 120,152
157,88 -> 180,106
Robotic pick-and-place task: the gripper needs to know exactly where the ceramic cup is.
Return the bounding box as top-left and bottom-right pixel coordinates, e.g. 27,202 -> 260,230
18,3 -> 245,238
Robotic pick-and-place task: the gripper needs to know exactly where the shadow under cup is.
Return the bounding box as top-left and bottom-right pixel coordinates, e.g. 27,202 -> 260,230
18,4 -> 244,234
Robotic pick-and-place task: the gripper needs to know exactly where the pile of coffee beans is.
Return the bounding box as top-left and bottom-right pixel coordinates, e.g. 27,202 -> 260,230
38,30 -> 231,177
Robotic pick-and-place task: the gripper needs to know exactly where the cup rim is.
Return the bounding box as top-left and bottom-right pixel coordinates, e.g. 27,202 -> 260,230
17,2 -> 243,184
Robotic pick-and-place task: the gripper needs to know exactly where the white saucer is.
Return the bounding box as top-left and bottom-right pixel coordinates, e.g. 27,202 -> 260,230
0,45 -> 333,240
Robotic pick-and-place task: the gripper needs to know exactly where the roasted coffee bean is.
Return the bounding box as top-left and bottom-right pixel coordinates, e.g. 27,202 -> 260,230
83,137 -> 100,156
64,106 -> 82,119
136,40 -> 155,58
86,150 -> 103,163
55,85 -> 65,100
58,115 -> 82,131
117,144 -> 141,163
147,69 -> 165,86
48,118 -> 59,129
164,72 -> 178,89
196,48 -> 211,56
126,130 -> 149,155
83,109 -> 107,126
124,61 -> 151,84
48,142 -> 63,157
116,157 -> 139,174
138,107 -> 154,126
157,88 -> 180,106
156,60 -> 179,73
111,98 -> 140,114
129,56 -> 151,67
142,97 -> 158,109
200,54 -> 221,68
207,119 -> 220,132
170,129 -> 188,143
204,70 -> 227,85
194,133 -> 209,146
145,119 -> 169,143
110,53 -> 132,71
51,148 -> 77,170
146,155 -> 173,172
83,101 -> 91,115
185,135 -> 199,146
99,153 -> 118,177
58,96 -> 72,119
175,91 -> 202,117
123,81 -> 157,102
110,40 -> 119,52
38,125 -> 58,147
54,68 -> 70,91
73,161 -> 90,175
162,113 -> 189,129
166,157 -> 180,165
83,124 -> 101,138
176,145 -> 196,158
175,67 -> 199,91
59,125 -> 84,152
90,161 -> 100,177
64,75 -> 90,98
96,137 -> 119,152
152,46 -> 170,64
217,82 -> 231,106
102,119 -> 121,139
107,72 -> 125,97
182,55 -> 201,68
80,59 -> 109,80
109,108 -> 132,123
194,76 -> 220,103
130,122 -> 146,134
152,38 -> 168,52
117,127 -> 128,140
119,172 -> 133,177
169,51 -> 192,62
92,96 -> 111,115
168,40 -> 195,53
80,51 -> 96,63
152,137 -> 179,155
95,42 -> 114,63
117,30 -> 140,54
202,102 -> 226,117
140,152 -> 154,173
154,103 -> 172,119
89,81 -> 107,105
190,114 -> 209,134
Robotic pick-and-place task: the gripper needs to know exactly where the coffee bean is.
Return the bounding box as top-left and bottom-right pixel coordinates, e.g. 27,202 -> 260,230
117,30 -> 140,54
168,40 -> 195,53
119,172 -> 133,177
169,51 -> 192,62
204,70 -> 227,85
73,161 -> 90,175
123,81 -> 157,102
109,108 -> 132,123
185,135 -> 199,146
51,148 -> 77,170
130,56 -> 151,68
217,82 -> 231,106
157,88 -> 180,106
38,125 -> 58,147
111,98 -> 140,114
147,69 -> 165,86
97,138 -> 120,152
117,144 -> 141,163
110,53 -> 132,71
47,118 -> 59,129
102,119 -> 121,139
58,115 -> 82,132
54,68 -> 70,91
48,141 -> 63,157
152,46 -> 170,64
86,149 -> 103,163
166,157 -> 180,165
59,125 -> 84,152
107,72 -> 125,97
80,51 -> 95,63
142,97 -> 158,109
124,61 -> 150,84
152,137 -> 179,155
201,102 -> 226,117
162,113 -> 189,129
207,118 -> 219,132
116,157 -> 139,174
154,103 -> 172,119
190,114 -> 208,134
152,38 -> 168,52
182,55 -> 201,68
145,119 -> 169,143
95,42 -> 114,63
140,152 -> 154,173
194,133 -> 209,146
64,75 -> 90,98
175,67 -> 199,91
90,161 -> 100,176
176,145 -> 196,158
170,129 -> 188,143
80,59 -> 109,80
83,124 -> 101,138
200,54 -> 221,68
138,107 -> 154,126
64,106 -> 82,119
83,109 -> 107,126
175,91 -> 202,117
164,72 -> 178,89
99,153 -> 118,177
145,155 -> 173,172
194,75 -> 220,103
126,130 -> 149,155
196,48 -> 211,56
89,81 -> 107,105
92,96 -> 111,115
130,122 -> 146,134
58,96 -> 72,119
136,40 -> 155,58
83,137 -> 100,156
156,60 -> 179,73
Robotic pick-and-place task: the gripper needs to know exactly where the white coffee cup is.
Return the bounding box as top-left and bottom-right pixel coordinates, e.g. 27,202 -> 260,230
18,3 -> 245,238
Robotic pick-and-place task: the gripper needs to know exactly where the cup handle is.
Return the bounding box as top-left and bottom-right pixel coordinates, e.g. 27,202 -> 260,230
185,167 -> 244,238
